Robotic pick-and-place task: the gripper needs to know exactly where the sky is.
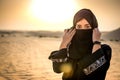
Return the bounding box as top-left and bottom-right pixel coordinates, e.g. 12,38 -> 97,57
0,0 -> 120,31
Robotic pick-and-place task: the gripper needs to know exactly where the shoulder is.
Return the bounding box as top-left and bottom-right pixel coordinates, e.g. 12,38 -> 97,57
101,44 -> 112,61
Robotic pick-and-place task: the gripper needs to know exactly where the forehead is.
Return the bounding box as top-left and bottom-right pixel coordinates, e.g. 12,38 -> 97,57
76,18 -> 90,24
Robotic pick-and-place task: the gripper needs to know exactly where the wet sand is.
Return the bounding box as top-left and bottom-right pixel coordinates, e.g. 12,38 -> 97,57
0,37 -> 119,80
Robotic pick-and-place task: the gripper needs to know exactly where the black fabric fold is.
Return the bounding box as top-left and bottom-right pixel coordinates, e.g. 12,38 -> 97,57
48,48 -> 67,59
69,29 -> 93,59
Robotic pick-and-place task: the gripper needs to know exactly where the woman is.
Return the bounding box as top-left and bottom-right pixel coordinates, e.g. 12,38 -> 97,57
48,9 -> 112,80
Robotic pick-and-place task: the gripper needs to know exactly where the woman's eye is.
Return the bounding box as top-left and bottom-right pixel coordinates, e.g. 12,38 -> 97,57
76,25 -> 81,29
85,25 -> 91,29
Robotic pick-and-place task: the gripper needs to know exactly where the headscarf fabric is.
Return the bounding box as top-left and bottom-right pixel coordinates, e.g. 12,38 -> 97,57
69,9 -> 98,59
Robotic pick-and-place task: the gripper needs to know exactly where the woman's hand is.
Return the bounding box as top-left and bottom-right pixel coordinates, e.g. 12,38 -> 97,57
59,28 -> 76,49
92,28 -> 101,53
92,28 -> 101,42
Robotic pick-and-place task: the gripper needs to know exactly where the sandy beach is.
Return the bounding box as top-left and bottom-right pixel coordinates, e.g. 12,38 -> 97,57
0,37 -> 119,80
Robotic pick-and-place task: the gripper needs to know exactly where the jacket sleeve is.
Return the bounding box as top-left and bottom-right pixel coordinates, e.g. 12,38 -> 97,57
101,44 -> 112,61
48,48 -> 68,73
77,44 -> 112,75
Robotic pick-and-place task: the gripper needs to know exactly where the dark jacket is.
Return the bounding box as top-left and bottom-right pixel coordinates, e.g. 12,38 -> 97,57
48,44 -> 112,80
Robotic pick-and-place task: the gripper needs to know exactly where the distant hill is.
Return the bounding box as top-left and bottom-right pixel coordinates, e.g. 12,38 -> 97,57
0,30 -> 63,38
1,28 -> 120,40
101,27 -> 120,41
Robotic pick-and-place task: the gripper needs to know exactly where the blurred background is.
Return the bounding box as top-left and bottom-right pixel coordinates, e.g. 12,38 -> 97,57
0,0 -> 120,80
0,0 -> 120,31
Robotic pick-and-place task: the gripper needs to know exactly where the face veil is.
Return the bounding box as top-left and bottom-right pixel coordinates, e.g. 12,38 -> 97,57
69,9 -> 98,59
69,29 -> 93,59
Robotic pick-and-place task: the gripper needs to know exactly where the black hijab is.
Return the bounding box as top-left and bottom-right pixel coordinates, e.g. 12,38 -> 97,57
69,9 -> 98,59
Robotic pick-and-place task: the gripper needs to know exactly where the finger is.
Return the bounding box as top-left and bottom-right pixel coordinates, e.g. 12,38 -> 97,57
93,28 -> 95,33
68,29 -> 76,38
71,28 -> 76,35
93,28 -> 98,33
64,28 -> 75,38
64,29 -> 69,32
96,28 -> 101,34
64,29 -> 69,35
71,30 -> 76,38
68,28 -> 75,34
69,27 -> 75,32
93,28 -> 97,31
95,28 -> 99,32
93,28 -> 97,36
95,28 -> 100,32
93,28 -> 101,36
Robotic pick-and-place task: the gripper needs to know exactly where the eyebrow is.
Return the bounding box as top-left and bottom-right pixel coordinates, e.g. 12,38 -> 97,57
76,24 -> 90,26
85,24 -> 90,25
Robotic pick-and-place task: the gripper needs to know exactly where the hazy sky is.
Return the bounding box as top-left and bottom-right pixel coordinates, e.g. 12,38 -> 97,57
0,0 -> 120,31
